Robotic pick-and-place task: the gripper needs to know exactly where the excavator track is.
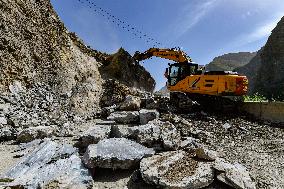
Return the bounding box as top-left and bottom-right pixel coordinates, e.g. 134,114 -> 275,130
170,92 -> 242,113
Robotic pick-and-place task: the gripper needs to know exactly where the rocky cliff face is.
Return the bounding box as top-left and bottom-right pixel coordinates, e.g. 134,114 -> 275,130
234,50 -> 262,94
0,0 -> 102,116
236,16 -> 284,99
206,52 -> 256,71
253,16 -> 284,99
99,48 -> 155,92
0,0 -> 155,121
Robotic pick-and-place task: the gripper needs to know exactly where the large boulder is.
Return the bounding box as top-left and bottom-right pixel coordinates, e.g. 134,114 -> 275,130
139,109 -> 159,125
17,126 -> 55,143
128,120 -> 181,150
107,111 -> 140,124
160,121 -> 181,150
140,151 -> 214,189
83,138 -> 155,169
128,123 -> 161,148
0,139 -> 93,188
214,158 -> 256,189
76,125 -> 111,148
119,95 -> 141,111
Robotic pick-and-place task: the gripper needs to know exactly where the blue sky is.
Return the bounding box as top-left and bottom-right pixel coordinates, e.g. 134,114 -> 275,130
51,0 -> 284,90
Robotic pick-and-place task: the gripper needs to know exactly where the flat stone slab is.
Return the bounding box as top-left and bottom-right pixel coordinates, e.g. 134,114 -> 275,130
140,151 -> 214,189
0,139 -> 93,188
83,138 -> 155,169
107,111 -> 139,124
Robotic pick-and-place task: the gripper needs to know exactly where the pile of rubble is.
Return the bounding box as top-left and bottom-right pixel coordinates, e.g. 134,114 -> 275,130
0,83 -> 261,189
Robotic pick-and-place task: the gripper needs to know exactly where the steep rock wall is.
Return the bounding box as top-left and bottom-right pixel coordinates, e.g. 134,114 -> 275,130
0,0 -> 102,115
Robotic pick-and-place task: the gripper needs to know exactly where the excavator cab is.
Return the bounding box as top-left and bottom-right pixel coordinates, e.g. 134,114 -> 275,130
167,63 -> 198,86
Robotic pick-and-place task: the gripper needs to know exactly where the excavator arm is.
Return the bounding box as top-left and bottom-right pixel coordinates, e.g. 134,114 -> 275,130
133,48 -> 193,63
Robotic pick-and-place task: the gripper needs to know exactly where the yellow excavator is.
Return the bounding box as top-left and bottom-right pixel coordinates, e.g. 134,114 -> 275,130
133,48 -> 248,110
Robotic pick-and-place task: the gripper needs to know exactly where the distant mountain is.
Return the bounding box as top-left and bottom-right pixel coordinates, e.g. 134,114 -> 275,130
206,52 -> 257,71
236,16 -> 284,100
155,85 -> 170,96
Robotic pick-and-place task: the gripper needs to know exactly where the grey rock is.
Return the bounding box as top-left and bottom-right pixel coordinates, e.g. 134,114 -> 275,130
107,111 -> 139,124
0,117 -> 8,125
214,158 -> 256,189
128,122 -> 161,148
0,126 -> 17,141
8,81 -> 25,94
17,126 -> 55,143
100,105 -> 117,118
222,123 -> 232,130
0,103 -> 10,114
128,119 -> 181,150
111,125 -> 132,138
139,109 -> 159,125
160,121 -> 181,150
119,95 -> 141,111
0,139 -> 93,188
94,119 -> 116,125
83,138 -> 155,169
140,151 -> 214,189
195,147 -> 218,161
77,125 -> 111,148
179,137 -> 202,152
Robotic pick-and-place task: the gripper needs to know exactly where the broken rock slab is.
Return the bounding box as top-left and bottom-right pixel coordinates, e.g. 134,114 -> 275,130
17,126 -> 55,143
128,121 -> 161,148
0,139 -> 93,189
119,95 -> 141,111
107,111 -> 140,124
214,158 -> 256,189
76,125 -> 111,148
139,109 -> 159,125
128,119 -> 181,150
160,121 -> 181,150
83,138 -> 155,169
140,150 -> 214,189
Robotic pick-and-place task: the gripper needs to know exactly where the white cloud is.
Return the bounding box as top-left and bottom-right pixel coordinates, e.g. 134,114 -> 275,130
173,0 -> 218,39
247,21 -> 277,42
234,13 -> 283,47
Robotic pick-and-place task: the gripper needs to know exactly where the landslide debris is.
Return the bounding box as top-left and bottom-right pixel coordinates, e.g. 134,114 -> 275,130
0,0 -> 102,116
99,48 -> 156,92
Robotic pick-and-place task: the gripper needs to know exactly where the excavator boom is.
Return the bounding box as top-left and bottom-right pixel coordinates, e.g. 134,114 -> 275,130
133,48 -> 192,63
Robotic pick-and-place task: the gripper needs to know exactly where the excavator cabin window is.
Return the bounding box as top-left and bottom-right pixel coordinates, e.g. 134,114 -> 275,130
168,63 -> 198,86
